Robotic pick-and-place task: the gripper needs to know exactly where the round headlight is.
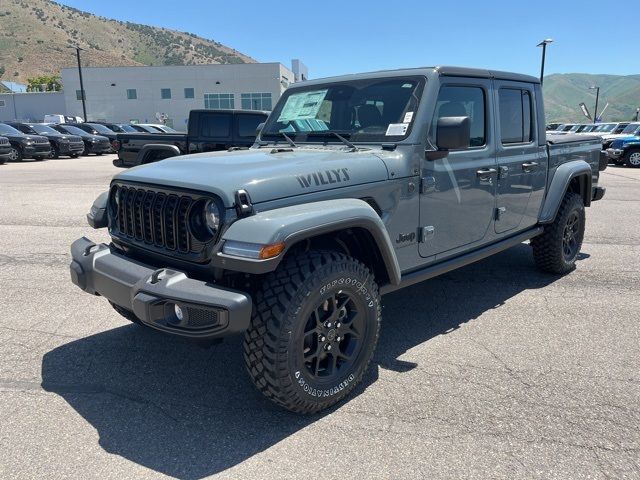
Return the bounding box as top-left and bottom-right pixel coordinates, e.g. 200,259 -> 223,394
204,200 -> 220,234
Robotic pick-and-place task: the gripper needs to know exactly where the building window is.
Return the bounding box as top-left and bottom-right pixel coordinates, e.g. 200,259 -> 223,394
184,88 -> 195,99
126,89 -> 137,100
241,92 -> 272,110
161,88 -> 171,99
0,100 -> 5,107
75,89 -> 85,101
204,93 -> 234,109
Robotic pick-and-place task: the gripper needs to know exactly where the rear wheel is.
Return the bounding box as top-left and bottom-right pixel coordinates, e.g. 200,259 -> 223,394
531,192 -> 585,274
624,149 -> 640,168
244,250 -> 381,413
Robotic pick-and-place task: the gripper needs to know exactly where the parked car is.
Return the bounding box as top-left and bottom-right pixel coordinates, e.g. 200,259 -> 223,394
51,124 -> 112,155
0,123 -> 51,161
65,122 -> 118,148
137,123 -> 180,133
44,114 -> 84,124
606,136 -> 640,167
546,122 -> 562,130
90,122 -> 139,134
6,122 -> 84,158
115,109 -> 269,167
72,66 -> 605,413
0,136 -> 11,164
128,124 -> 159,133
600,122 -> 640,151
588,122 -> 630,138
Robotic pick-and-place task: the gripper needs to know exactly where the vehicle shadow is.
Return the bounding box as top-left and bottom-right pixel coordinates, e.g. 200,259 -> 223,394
41,244 -> 575,479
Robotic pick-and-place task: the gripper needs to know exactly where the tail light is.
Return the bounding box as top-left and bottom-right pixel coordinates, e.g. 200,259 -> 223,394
112,140 -> 121,151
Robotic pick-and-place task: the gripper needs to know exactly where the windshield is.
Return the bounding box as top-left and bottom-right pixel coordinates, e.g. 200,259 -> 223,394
86,123 -> 114,134
595,124 -> 615,132
0,123 -> 23,135
159,126 -> 178,133
119,124 -> 137,132
262,76 -> 424,142
58,125 -> 87,136
30,124 -> 60,135
621,124 -> 640,134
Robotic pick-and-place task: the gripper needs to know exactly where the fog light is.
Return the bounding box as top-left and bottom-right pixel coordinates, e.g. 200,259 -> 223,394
174,304 -> 184,321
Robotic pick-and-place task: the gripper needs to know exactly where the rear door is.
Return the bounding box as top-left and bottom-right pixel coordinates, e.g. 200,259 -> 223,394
493,82 -> 547,233
233,113 -> 267,146
193,112 -> 233,153
419,78 -> 498,258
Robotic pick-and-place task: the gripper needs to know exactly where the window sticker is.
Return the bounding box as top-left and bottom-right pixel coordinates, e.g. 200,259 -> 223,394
403,111 -> 414,123
278,89 -> 328,122
385,123 -> 409,136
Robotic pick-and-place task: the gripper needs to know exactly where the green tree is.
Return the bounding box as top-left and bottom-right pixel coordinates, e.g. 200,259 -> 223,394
26,75 -> 62,92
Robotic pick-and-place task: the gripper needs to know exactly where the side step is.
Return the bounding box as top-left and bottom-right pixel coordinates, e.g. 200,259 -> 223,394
380,227 -> 543,295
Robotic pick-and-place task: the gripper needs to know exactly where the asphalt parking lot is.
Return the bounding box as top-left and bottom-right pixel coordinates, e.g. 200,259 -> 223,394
0,155 -> 639,479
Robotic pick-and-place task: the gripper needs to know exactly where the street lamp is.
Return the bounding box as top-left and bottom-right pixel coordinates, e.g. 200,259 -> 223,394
68,45 -> 87,121
536,39 -> 553,85
589,86 -> 600,124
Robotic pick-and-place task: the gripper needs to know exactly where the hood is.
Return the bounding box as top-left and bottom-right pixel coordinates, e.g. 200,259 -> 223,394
612,136 -> 640,148
114,147 -> 389,207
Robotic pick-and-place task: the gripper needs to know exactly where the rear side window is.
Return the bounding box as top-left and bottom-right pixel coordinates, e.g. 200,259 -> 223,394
430,86 -> 486,147
237,114 -> 265,138
499,88 -> 534,144
199,113 -> 231,138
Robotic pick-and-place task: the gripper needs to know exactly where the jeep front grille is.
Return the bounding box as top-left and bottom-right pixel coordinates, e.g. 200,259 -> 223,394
109,183 -> 214,259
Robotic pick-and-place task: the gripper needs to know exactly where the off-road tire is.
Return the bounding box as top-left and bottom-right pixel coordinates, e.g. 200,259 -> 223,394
531,192 -> 585,274
109,301 -> 143,326
623,148 -> 640,168
243,250 -> 381,414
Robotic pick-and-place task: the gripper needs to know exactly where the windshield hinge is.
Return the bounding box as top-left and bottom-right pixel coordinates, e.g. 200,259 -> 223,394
235,189 -> 254,217
381,143 -> 397,151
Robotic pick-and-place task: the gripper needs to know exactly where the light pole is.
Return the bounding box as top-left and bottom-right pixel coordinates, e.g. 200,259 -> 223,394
536,39 -> 553,85
634,108 -> 639,122
589,86 -> 600,124
68,45 -> 87,121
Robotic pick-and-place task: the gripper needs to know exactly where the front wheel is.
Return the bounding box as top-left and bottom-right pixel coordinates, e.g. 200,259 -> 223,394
8,146 -> 22,162
244,250 -> 381,414
531,192 -> 585,274
624,149 -> 640,168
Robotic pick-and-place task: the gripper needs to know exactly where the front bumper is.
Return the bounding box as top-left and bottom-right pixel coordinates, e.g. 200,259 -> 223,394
592,186 -> 606,202
87,142 -> 112,153
59,142 -> 85,155
606,148 -> 624,160
69,237 -> 252,339
23,144 -> 51,158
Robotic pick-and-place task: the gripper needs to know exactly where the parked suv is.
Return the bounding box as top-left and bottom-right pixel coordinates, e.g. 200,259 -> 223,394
0,136 -> 11,164
66,122 -> 118,149
71,66 -> 605,413
0,123 -> 51,161
6,122 -> 84,158
51,124 -> 112,155
606,135 -> 640,167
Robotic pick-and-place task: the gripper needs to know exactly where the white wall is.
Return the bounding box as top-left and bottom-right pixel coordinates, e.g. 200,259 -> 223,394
0,92 -> 66,122
62,63 -> 293,128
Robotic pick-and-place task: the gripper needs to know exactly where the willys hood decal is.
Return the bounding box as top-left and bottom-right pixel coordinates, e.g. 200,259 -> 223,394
114,148 -> 389,207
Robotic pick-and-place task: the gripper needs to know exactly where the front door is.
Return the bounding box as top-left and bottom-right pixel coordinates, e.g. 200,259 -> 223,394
493,82 -> 547,233
419,79 -> 497,258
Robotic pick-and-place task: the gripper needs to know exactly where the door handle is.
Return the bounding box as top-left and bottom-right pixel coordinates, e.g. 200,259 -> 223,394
476,168 -> 497,179
522,162 -> 539,172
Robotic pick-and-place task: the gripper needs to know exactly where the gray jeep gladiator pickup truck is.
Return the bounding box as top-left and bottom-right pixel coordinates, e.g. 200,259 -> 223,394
70,66 -> 605,413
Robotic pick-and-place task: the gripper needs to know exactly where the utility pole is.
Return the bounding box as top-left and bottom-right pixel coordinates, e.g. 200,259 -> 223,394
69,45 -> 87,121
536,39 -> 553,85
589,86 -> 600,124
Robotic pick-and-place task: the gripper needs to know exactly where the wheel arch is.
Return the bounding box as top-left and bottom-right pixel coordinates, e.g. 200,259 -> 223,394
215,199 -> 401,286
539,160 -> 592,224
136,144 -> 181,165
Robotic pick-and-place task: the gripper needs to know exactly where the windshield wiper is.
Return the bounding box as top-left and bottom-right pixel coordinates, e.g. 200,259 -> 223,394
306,131 -> 358,151
263,131 -> 297,148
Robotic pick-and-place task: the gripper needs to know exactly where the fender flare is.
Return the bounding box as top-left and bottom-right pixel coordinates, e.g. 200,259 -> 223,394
213,198 -> 401,285
136,144 -> 181,165
539,160 -> 592,224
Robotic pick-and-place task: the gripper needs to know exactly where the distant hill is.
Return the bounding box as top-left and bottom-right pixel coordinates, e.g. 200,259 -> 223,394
543,73 -> 640,123
0,0 -> 254,85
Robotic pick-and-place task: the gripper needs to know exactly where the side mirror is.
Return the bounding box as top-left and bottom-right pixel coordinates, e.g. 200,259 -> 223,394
255,122 -> 265,136
425,116 -> 471,161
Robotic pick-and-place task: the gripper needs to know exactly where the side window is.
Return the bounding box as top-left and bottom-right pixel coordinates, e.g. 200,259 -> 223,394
499,88 -> 534,144
237,114 -> 265,138
430,86 -> 486,147
199,113 -> 231,138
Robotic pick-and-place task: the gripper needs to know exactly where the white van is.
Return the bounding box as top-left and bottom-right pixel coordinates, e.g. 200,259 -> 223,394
43,114 -> 84,124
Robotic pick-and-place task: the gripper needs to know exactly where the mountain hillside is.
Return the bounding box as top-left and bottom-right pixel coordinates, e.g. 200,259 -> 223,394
0,0 -> 254,85
543,73 -> 640,123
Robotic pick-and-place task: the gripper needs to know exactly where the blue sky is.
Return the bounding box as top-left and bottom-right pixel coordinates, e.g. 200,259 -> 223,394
57,0 -> 637,79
